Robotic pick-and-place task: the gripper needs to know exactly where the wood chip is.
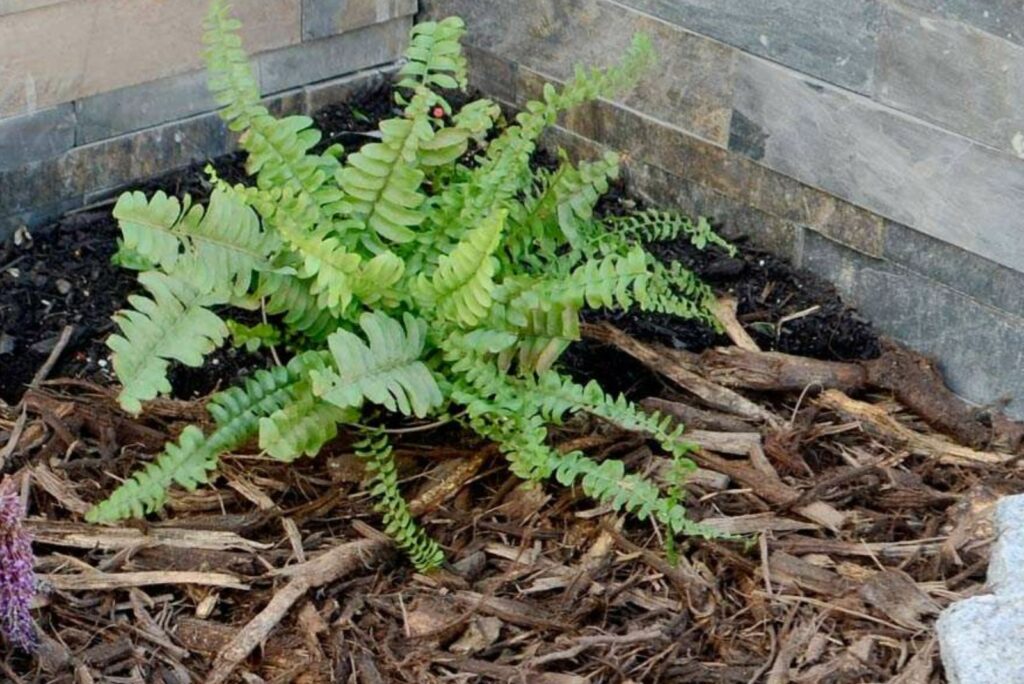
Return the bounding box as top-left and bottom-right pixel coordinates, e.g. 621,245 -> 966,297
43,570 -> 249,591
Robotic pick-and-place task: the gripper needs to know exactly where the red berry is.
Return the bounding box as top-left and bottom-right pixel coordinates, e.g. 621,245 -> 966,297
432,106 -> 445,118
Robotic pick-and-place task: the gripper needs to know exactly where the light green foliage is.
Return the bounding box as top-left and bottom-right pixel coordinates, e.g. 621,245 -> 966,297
91,2 -> 733,571
311,312 -> 443,418
356,432 -> 446,570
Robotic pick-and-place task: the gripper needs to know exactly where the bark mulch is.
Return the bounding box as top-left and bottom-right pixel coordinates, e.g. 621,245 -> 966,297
3,83 -> 1024,683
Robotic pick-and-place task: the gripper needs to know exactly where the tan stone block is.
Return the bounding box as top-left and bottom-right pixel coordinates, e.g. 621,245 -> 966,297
0,0 -> 300,117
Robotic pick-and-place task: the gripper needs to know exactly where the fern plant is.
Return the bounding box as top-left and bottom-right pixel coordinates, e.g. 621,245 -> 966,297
86,1 -> 734,571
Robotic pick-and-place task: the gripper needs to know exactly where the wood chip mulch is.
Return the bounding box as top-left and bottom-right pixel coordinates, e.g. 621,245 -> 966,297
2,304 -> 1022,683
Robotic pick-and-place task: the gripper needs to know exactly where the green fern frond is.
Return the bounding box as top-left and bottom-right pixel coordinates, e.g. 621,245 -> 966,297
507,245 -> 652,316
311,312 -> 443,418
413,208 -> 505,327
257,271 -> 337,341
453,33 -> 653,228
350,250 -> 406,306
87,351 -> 332,522
355,432 -> 445,571
337,116 -> 429,243
606,210 -> 735,254
510,151 -> 620,258
114,187 -> 275,295
204,1 -> 342,216
397,16 -> 468,94
258,383 -> 352,461
108,272 -> 229,415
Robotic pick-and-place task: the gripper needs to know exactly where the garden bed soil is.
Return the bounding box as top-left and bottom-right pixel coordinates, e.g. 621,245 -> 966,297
1,81 -> 1020,683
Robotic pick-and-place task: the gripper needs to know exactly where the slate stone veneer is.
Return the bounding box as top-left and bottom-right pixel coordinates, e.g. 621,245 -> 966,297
0,0 -> 415,236
422,0 -> 1024,418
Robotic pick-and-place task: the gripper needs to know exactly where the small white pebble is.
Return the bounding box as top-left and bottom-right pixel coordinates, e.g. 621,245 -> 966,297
98,359 -> 108,368
758,259 -> 765,266
212,358 -> 221,366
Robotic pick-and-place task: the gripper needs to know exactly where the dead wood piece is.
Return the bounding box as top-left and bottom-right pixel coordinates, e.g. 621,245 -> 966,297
30,464 -> 92,515
691,449 -> 846,531
775,534 -> 944,560
709,296 -> 761,352
530,626 -> 667,667
30,324 -> 75,389
43,570 -> 248,591
582,322 -> 776,423
174,618 -> 236,655
26,520 -> 271,552
700,346 -> 867,393
453,591 -> 571,630
443,657 -> 587,684
652,461 -> 729,491
0,406 -> 27,471
767,619 -> 817,684
863,341 -> 991,447
409,446 -> 493,516
700,514 -> 817,536
769,552 -> 850,597
205,537 -> 391,684
641,396 -> 755,432
684,429 -> 763,456
130,588 -> 191,661
859,569 -> 939,630
697,340 -> 1013,448
816,390 -> 1011,467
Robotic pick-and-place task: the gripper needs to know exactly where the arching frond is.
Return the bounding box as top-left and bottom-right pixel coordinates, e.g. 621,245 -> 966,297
311,312 -> 443,418
108,272 -> 229,415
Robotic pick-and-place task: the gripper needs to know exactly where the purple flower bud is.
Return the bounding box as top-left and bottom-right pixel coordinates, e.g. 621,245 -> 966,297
0,478 -> 37,652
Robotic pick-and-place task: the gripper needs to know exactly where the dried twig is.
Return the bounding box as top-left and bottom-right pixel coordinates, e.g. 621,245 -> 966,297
709,296 -> 761,352
43,570 -> 249,591
30,325 -> 75,389
205,537 -> 392,684
582,322 -> 776,423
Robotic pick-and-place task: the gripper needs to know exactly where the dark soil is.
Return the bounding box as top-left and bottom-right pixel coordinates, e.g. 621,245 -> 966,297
0,82 -> 878,406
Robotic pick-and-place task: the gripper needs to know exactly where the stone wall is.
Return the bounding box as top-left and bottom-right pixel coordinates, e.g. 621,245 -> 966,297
421,0 -> 1024,417
0,0 -> 415,236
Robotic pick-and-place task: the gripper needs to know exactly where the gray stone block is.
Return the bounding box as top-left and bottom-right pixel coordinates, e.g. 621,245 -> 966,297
464,44 -> 517,105
302,0 -> 416,41
732,53 -> 1024,274
259,17 -> 409,96
938,595 -> 1024,684
611,0 -> 881,93
75,70 -> 218,145
72,111 -> 231,200
0,109 -> 229,230
986,496 -> 1024,596
877,4 -> 1024,153
895,0 -> 1024,47
0,104 -> 75,171
421,0 -> 737,146
802,231 -> 1024,417
0,0 -> 65,15
0,154 -> 79,219
885,222 -> 1024,321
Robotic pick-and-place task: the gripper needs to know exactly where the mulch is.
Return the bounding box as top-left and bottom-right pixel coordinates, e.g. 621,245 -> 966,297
2,81 -> 1022,683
